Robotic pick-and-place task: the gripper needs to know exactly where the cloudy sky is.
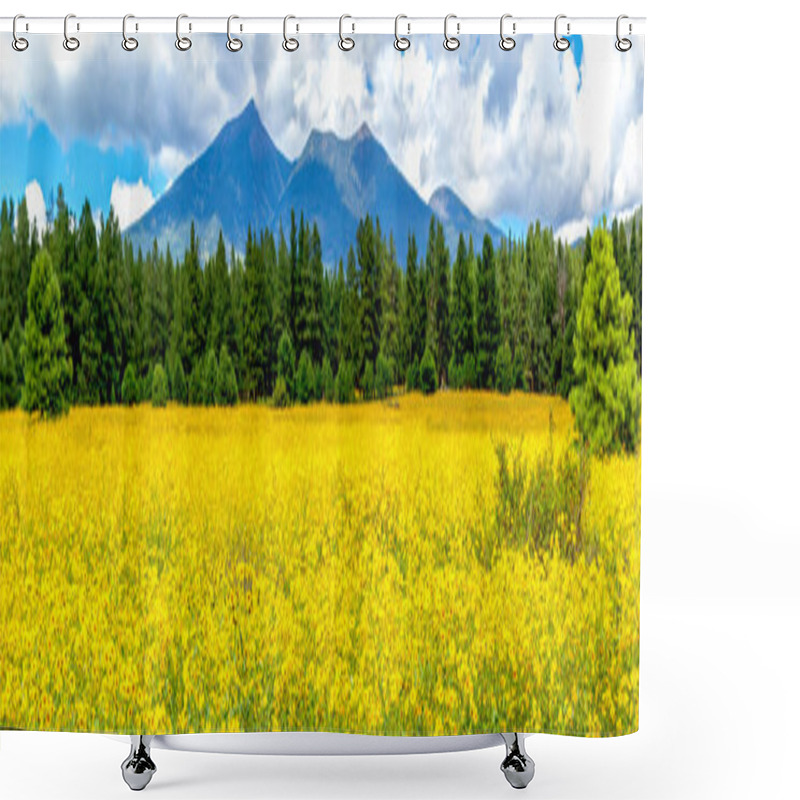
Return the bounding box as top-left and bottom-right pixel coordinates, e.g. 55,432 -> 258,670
0,32 -> 643,241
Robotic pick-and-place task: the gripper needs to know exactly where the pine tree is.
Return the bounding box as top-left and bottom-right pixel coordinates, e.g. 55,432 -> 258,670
182,222 -> 205,369
202,348 -> 218,406
340,246 -> 361,374
15,196 -> 32,326
21,250 -> 72,418
172,357 -> 187,405
426,216 -> 450,387
93,208 -> 124,403
450,233 -> 476,381
208,231 -> 233,356
310,223 -> 324,364
242,227 -> 271,399
570,224 -> 641,454
357,215 -> 379,373
379,233 -> 402,381
476,234 -> 500,389
0,199 -> 17,339
0,334 -> 19,409
276,330 -> 295,400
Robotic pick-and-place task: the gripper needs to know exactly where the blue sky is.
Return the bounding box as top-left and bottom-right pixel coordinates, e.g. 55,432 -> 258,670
0,33 -> 642,241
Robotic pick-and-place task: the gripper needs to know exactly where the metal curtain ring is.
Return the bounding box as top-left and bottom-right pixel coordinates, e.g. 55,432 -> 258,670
227,15 -> 243,51
176,14 -> 192,51
122,14 -> 138,51
63,13 -> 80,51
553,14 -> 570,52
339,14 -> 355,51
12,14 -> 29,51
283,15 -> 298,52
499,14 -> 515,51
615,14 -> 632,51
444,14 -> 460,51
394,14 -> 410,51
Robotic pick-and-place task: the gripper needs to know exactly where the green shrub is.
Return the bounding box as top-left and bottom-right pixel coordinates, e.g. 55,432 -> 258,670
362,360 -> 375,401
277,330 -> 295,400
406,356 -> 420,392
272,375 -> 291,408
461,352 -> 477,390
121,363 -> 138,406
188,362 -> 203,406
0,336 -> 19,409
203,350 -> 218,406
495,342 -> 513,395
140,365 -> 153,403
420,346 -> 437,395
321,357 -> 335,402
172,358 -> 187,405
335,360 -> 355,404
295,349 -> 314,405
482,434 -> 591,565
151,364 -> 169,408
215,345 -> 238,406
376,352 -> 393,399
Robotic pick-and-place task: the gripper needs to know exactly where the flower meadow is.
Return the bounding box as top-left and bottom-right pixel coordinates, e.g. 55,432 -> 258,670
0,392 -> 639,736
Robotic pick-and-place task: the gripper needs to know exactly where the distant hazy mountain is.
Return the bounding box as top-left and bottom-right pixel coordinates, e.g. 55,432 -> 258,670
125,99 -> 502,267
429,186 -> 503,249
274,122 -> 436,267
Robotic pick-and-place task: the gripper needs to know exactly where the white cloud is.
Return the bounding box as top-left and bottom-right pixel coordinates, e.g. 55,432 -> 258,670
3,32 -> 644,231
612,117 -> 644,210
23,181 -> 47,239
110,178 -> 154,230
556,216 -> 593,245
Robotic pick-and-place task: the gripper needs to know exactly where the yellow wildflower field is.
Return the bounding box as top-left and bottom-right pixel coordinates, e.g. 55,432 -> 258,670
0,392 -> 639,736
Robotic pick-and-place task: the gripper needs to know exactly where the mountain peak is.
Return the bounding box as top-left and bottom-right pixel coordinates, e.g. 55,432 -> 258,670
238,98 -> 261,125
430,185 -> 468,216
354,121 -> 374,141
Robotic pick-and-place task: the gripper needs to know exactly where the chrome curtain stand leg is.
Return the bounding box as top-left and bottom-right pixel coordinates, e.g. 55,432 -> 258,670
500,733 -> 535,789
121,735 -> 157,791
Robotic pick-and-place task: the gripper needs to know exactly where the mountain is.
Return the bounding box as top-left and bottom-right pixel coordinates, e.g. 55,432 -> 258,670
273,122 -> 435,267
429,186 -> 503,248
124,100 -> 502,267
126,100 -> 291,256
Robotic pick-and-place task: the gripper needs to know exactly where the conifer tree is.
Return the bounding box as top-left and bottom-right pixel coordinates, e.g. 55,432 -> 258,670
476,234 -> 500,389
22,250 -> 72,418
570,224 -> 641,454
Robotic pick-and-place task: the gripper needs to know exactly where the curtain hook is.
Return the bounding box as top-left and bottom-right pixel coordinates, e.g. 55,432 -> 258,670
553,14 -> 570,52
12,14 -> 29,52
443,13 -> 460,51
176,14 -> 192,51
122,14 -> 138,51
339,14 -> 355,51
394,14 -> 410,51
227,14 -> 243,52
615,15 -> 632,52
283,15 -> 299,52
63,13 -> 80,51
499,14 -> 516,51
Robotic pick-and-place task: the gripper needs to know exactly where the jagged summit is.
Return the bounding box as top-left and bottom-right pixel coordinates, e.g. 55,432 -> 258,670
125,105 -> 502,265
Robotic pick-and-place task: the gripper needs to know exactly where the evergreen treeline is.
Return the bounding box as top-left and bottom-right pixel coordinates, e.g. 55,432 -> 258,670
0,186 -> 643,435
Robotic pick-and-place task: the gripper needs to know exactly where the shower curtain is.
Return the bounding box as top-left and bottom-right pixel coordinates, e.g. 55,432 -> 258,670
0,27 -> 643,738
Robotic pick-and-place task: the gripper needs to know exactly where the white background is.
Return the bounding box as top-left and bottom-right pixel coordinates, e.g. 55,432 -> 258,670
2,0 -> 799,798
